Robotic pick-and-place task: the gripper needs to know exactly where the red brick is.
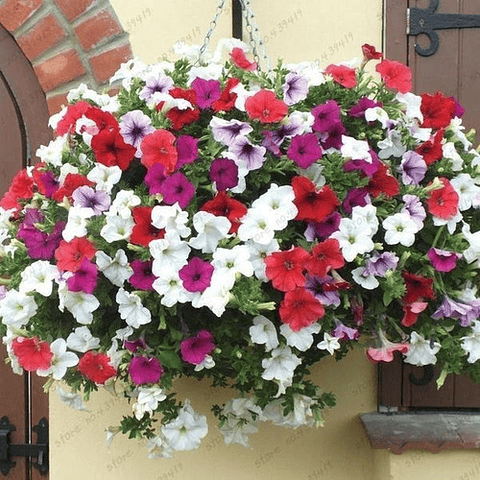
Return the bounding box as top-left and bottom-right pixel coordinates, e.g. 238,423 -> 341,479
54,0 -> 95,22
46,92 -> 68,116
0,0 -> 42,31
17,14 -> 67,61
34,49 -> 86,92
89,43 -> 133,84
74,9 -> 123,51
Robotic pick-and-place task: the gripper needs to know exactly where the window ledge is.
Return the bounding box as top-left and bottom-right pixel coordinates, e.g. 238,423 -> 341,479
360,412 -> 480,454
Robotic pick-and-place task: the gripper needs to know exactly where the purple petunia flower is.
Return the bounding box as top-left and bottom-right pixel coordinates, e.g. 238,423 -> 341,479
18,219 -> 65,260
432,296 -> 474,326
305,212 -> 342,241
72,185 -> 110,215
179,257 -> 214,293
67,258 -> 98,294
192,78 -> 222,109
129,356 -> 163,385
364,252 -> 399,276
120,110 -> 155,155
305,274 -> 341,307
401,194 -> 426,228
129,260 -> 156,290
124,338 -> 148,352
311,100 -> 341,133
40,171 -> 59,198
401,151 -> 427,185
210,158 -> 238,191
287,133 -> 323,168
427,248 -> 460,273
453,97 -> 465,118
175,135 -> 198,169
348,97 -> 381,118
0,286 -> 6,300
332,322 -> 359,340
283,72 -> 309,105
230,136 -> 266,170
144,163 -> 167,195
262,131 -> 283,156
321,121 -> 346,150
139,75 -> 174,102
342,188 -> 370,214
180,330 -> 215,365
343,149 -> 380,177
158,172 -> 195,209
210,117 -> 253,146
269,117 -> 305,146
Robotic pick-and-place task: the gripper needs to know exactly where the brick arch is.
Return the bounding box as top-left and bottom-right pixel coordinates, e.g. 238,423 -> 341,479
0,0 -> 133,115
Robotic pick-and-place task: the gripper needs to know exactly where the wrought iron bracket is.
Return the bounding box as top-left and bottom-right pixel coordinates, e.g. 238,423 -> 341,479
408,0 -> 480,56
0,416 -> 49,476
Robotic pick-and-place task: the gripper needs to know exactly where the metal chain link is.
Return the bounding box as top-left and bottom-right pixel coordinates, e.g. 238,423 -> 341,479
239,0 -> 271,72
196,0 -> 228,64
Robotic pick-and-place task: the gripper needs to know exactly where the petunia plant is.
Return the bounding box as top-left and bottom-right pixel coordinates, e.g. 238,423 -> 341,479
2,38 -> 480,457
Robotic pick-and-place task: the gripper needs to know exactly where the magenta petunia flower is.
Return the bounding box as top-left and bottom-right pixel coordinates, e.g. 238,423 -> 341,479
129,355 -> 163,385
311,100 -> 341,133
67,258 -> 98,294
18,218 -> 65,260
124,338 -> 148,352
209,158 -> 238,191
158,172 -> 195,209
427,248 -> 460,273
192,78 -> 222,109
179,257 -> 214,292
180,330 -> 215,365
287,133 -> 323,168
321,121 -> 346,150
176,135 -> 198,169
40,171 -> 59,197
342,188 -> 370,214
144,163 -> 166,195
305,212 -> 342,241
129,259 -> 156,290
343,151 -> 380,177
348,97 -> 381,118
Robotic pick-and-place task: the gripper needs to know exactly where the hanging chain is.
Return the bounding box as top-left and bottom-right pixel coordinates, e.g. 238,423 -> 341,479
197,0 -> 227,64
239,0 -> 271,72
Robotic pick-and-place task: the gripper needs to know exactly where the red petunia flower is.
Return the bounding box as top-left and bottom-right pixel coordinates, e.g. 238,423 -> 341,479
8,169 -> 34,200
376,59 -> 412,93
212,77 -> 240,113
164,87 -> 200,130
245,90 -> 288,123
77,351 -> 117,384
56,101 -> 91,136
402,271 -> 435,304
130,206 -> 165,247
420,92 -> 456,129
55,236 -> 97,272
52,173 -> 94,203
12,337 -> 53,372
361,44 -> 383,61
401,302 -> 428,327
279,287 -> 325,331
91,127 -> 136,171
200,191 -> 247,234
305,238 -> 345,278
415,129 -> 444,165
366,162 -> 400,198
292,176 -> 340,223
0,190 -> 21,214
325,64 -> 357,88
264,247 -> 310,292
230,47 -> 257,71
426,177 -> 459,219
140,129 -> 178,172
366,342 -> 409,363
84,106 -> 119,132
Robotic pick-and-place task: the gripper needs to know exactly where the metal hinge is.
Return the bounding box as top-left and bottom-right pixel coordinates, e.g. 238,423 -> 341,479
0,416 -> 49,476
408,0 -> 480,56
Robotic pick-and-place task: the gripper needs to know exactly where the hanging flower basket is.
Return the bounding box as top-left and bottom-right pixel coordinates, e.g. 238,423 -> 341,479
2,38 -> 480,457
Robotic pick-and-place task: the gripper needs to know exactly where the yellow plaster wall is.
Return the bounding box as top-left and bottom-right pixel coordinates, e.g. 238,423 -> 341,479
50,1 -> 385,479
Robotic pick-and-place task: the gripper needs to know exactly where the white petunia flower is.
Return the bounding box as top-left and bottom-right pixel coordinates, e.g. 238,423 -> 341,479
58,163 -> 79,184
37,338 -> 78,380
331,217 -> 375,262
462,223 -> 480,267
66,326 -> 101,352
87,164 -> 122,193
448,117 -> 471,151
96,250 -> 133,287
116,288 -> 151,328
58,284 -> 100,325
262,347 -> 301,396
192,276 -> 232,317
0,290 -> 37,328
150,232 -> 191,273
300,163 -> 326,188
152,268 -> 191,307
100,213 -> 134,243
317,333 -> 341,355
219,397 -> 261,447
245,238 -> 280,281
443,142 -> 464,171
451,174 -> 480,211
19,261 -> 57,297
261,394 -> 318,428
352,267 -> 379,290
151,203 -> 191,238
404,332 -> 441,366
461,321 -> 480,363
250,316 -> 279,351
36,135 -> 68,166
341,136 -> 372,162
238,208 -> 277,245
62,207 -> 90,241
433,210 -> 462,235
377,129 -> 406,159
365,107 -> 391,128
211,245 -> 253,288
189,211 -> 231,253
351,204 -> 379,236
132,386 -> 167,420
194,355 -> 215,372
110,190 -> 141,218
280,323 -> 321,351
383,212 -> 419,247
161,399 -> 208,451
396,92 -> 424,121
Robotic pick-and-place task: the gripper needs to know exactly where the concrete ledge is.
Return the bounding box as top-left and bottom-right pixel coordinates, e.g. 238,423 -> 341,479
361,412 -> 480,454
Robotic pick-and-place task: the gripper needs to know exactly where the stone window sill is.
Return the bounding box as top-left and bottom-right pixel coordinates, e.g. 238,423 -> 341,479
360,412 -> 480,454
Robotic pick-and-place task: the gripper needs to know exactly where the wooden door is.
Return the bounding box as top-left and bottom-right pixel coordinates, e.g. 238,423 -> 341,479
382,0 -> 480,410
0,23 -> 51,478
